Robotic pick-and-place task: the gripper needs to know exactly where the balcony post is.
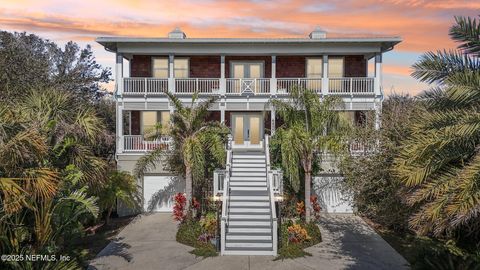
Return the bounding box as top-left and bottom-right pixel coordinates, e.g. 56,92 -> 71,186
116,103 -> 124,154
270,55 -> 277,95
374,101 -> 381,130
271,106 -> 276,135
374,53 -> 382,96
322,55 -> 328,96
169,54 -> 175,93
220,55 -> 226,95
115,53 -> 123,96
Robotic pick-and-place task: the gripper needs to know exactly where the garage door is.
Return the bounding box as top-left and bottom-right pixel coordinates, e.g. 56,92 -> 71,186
313,175 -> 353,213
143,176 -> 185,212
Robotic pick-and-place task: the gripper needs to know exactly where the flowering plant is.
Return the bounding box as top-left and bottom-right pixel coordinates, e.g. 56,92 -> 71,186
296,201 -> 305,217
310,195 -> 322,222
173,193 -> 186,222
192,197 -> 200,210
287,223 -> 311,244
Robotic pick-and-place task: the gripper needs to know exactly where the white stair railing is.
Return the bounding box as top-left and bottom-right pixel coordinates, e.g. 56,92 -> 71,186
264,135 -> 278,255
220,135 -> 232,255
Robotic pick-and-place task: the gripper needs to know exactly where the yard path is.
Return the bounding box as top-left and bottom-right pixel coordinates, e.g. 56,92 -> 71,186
88,213 -> 409,270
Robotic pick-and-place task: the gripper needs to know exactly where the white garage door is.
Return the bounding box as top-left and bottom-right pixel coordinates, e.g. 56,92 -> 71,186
143,176 -> 185,212
313,175 -> 353,213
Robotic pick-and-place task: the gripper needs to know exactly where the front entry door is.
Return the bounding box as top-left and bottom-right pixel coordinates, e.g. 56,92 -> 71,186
232,113 -> 263,147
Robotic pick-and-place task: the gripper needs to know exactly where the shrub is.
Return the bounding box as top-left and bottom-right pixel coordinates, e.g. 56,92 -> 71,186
190,243 -> 218,257
173,193 -> 186,222
310,196 -> 321,222
302,221 -> 322,248
199,212 -> 216,237
275,244 -> 311,260
296,201 -> 305,217
287,223 -> 311,244
176,219 -> 202,247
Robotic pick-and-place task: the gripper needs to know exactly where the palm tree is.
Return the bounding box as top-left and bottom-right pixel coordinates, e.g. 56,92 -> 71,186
98,171 -> 140,225
134,93 -> 228,210
394,15 -> 480,236
272,87 -> 349,221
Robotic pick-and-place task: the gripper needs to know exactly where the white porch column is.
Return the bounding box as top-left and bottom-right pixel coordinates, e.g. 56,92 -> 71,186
115,53 -> 124,96
169,54 -> 175,93
220,55 -> 226,95
374,53 -> 382,96
321,55 -> 328,96
270,55 -> 277,95
271,107 -> 276,135
221,108 -> 225,124
374,101 -> 382,130
116,103 -> 124,153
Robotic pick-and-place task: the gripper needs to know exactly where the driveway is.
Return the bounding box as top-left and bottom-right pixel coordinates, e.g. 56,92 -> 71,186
89,213 -> 409,270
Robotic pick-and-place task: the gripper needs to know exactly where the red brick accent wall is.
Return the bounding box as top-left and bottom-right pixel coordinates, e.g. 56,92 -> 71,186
205,111 -> 221,123
225,56 -> 272,78
131,111 -> 141,135
276,56 -> 306,78
190,56 -> 221,78
130,55 -> 152,77
344,55 -> 367,77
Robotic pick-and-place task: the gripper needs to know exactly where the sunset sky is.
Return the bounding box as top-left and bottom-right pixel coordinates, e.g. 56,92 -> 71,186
1,0 -> 478,95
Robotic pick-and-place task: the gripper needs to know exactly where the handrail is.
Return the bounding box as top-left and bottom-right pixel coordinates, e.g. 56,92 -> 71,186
265,135 -> 278,255
220,135 -> 232,255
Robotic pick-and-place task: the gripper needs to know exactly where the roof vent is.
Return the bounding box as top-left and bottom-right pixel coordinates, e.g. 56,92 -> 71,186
309,27 -> 327,39
168,27 -> 186,39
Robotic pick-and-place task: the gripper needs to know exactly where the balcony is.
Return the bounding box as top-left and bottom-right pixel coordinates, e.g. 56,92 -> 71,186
123,135 -> 173,152
120,77 -> 377,97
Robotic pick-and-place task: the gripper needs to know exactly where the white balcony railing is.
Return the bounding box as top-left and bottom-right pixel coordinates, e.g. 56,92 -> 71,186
328,77 -> 374,95
120,77 -> 376,96
225,78 -> 270,95
276,78 -> 322,94
175,78 -> 220,94
123,135 -> 172,152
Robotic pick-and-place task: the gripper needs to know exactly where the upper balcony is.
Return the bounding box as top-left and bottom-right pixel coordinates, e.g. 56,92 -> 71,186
120,76 -> 376,97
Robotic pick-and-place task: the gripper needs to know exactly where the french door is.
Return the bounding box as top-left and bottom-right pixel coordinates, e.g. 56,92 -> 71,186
232,113 -> 262,147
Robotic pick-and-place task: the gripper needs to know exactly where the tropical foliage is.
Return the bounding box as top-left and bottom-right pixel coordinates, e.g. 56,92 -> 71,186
134,93 -> 228,210
394,15 -> 480,237
271,87 -> 349,221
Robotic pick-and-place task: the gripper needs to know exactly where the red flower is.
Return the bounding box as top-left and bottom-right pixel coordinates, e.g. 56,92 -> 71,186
192,197 -> 200,209
173,193 -> 186,222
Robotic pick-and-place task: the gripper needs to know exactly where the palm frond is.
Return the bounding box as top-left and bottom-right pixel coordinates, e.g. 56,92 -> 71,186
411,50 -> 480,84
450,15 -> 480,57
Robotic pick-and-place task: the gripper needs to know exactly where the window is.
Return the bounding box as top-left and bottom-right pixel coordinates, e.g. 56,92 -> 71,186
152,58 -> 169,78
141,111 -> 171,136
306,58 -> 323,78
152,58 -> 189,78
174,59 -> 189,78
328,57 -> 344,78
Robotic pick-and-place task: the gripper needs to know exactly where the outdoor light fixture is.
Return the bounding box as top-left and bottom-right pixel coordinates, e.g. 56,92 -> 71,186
274,195 -> 284,202
212,195 -> 222,201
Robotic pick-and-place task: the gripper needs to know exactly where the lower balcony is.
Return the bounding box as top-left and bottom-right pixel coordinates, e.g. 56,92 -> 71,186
120,77 -> 377,97
123,135 -> 173,152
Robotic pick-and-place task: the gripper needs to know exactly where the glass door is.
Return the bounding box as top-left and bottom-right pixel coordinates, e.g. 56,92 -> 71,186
231,62 -> 264,94
231,113 -> 263,147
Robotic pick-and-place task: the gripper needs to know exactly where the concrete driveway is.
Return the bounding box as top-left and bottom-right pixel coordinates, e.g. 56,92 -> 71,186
89,213 -> 409,270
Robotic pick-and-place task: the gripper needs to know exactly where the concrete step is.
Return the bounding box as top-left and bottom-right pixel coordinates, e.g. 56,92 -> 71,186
230,176 -> 267,181
232,163 -> 266,168
229,181 -> 266,187
231,167 -> 265,172
233,154 -> 265,158
226,234 -> 272,241
225,242 -> 272,248
230,186 -> 267,191
228,227 -> 271,233
230,201 -> 270,207
229,215 -> 271,220
231,172 -> 266,177
229,207 -> 270,213
229,220 -> 271,227
229,196 -> 269,201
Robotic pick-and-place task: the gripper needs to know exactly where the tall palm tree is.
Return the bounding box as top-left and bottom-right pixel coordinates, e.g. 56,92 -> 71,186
394,15 -> 480,236
272,87 -> 349,221
134,93 -> 228,210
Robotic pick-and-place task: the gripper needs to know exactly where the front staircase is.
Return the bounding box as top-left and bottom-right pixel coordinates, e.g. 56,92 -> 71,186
225,151 -> 274,255
217,135 -> 279,256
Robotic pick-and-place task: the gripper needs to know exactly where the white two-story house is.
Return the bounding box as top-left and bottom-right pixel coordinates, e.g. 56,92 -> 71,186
97,28 -> 400,255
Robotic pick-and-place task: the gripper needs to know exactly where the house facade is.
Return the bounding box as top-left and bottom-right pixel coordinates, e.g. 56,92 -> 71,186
97,27 -> 400,217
